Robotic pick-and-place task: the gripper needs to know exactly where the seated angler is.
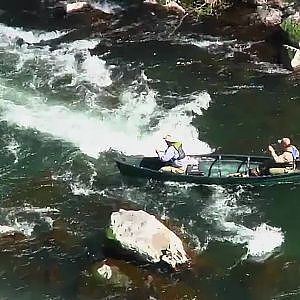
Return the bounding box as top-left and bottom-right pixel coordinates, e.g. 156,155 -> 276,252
250,137 -> 299,176
155,134 -> 190,174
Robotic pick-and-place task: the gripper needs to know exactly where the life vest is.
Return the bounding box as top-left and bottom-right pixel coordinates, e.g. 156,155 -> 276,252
173,142 -> 186,160
292,146 -> 299,160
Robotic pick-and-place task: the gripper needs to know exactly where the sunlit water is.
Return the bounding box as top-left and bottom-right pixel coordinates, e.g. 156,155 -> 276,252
0,13 -> 300,300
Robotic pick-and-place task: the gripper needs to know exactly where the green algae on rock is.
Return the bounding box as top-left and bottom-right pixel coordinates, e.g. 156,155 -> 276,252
281,17 -> 300,45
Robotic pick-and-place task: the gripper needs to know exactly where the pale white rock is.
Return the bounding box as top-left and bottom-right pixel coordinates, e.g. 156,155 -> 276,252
257,6 -> 282,25
66,2 -> 89,13
291,47 -> 300,70
164,1 -> 186,14
109,209 -> 189,268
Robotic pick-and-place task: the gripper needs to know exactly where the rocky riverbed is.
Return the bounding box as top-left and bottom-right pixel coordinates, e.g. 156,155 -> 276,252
0,0 -> 298,70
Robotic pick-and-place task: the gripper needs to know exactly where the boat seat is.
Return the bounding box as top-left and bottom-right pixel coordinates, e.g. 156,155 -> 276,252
186,164 -> 204,176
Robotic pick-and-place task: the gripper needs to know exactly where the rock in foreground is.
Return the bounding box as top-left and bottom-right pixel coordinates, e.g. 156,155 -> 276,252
108,209 -> 189,269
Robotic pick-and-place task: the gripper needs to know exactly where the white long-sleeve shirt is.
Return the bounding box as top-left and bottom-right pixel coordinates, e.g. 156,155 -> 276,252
158,146 -> 190,168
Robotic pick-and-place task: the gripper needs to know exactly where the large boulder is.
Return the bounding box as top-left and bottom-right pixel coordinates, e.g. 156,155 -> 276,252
106,209 -> 189,269
280,13 -> 300,70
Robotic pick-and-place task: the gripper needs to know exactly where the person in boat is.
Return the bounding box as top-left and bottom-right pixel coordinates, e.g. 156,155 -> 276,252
250,137 -> 299,176
155,134 -> 190,174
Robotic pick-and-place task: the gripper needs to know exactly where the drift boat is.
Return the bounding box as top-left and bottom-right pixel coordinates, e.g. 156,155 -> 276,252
115,154 -> 300,185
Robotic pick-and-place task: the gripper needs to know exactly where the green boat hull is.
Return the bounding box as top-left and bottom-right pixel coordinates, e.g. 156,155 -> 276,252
116,154 -> 300,186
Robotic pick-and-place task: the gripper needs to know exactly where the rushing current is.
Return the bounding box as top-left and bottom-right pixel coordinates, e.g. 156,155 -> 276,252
0,5 -> 300,299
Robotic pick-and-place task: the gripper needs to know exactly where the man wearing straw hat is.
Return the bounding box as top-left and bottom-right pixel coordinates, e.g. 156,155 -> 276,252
155,134 -> 189,174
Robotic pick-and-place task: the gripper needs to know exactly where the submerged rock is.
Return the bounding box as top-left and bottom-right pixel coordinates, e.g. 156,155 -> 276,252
95,261 -> 131,288
107,209 -> 189,269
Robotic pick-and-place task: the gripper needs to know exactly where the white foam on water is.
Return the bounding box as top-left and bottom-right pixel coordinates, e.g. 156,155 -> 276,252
0,78 -> 212,157
0,25 -> 212,157
80,54 -> 112,87
153,91 -> 212,155
245,223 -> 284,260
70,182 -> 97,196
190,36 -> 236,50
203,185 -> 284,262
3,205 -> 59,237
69,162 -> 101,196
5,138 -> 20,163
103,88 -> 212,156
191,40 -> 226,48
49,40 -> 112,89
0,24 -> 111,91
0,23 -> 66,46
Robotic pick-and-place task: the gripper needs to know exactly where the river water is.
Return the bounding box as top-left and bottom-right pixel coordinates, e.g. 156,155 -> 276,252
0,7 -> 300,300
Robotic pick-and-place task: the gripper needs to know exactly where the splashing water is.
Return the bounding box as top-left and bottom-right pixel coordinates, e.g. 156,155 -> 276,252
1,206 -> 59,237
0,77 -> 212,157
203,185 -> 284,261
0,24 -> 111,92
0,23 -> 66,46
246,223 -> 284,261
5,138 -> 20,163
0,24 -> 212,158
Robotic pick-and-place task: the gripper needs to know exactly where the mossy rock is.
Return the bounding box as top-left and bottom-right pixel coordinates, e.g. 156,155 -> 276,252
281,17 -> 300,45
106,227 -> 116,240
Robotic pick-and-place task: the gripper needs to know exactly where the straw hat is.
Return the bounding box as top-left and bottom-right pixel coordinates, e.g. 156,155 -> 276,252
163,134 -> 178,143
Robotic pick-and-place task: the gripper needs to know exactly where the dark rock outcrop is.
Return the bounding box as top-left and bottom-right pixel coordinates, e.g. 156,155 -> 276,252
0,0 -> 298,71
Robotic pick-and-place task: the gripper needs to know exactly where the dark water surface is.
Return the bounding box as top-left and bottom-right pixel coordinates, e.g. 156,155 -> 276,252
0,10 -> 300,300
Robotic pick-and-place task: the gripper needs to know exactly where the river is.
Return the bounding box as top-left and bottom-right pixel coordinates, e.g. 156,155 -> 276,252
0,5 -> 300,299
